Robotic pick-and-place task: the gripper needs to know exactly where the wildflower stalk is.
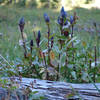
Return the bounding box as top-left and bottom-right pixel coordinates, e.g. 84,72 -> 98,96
93,22 -> 99,59
19,17 -> 27,58
43,53 -> 49,80
85,52 -> 87,64
21,31 -> 27,58
65,49 -> 68,78
47,24 -> 50,65
71,25 -> 75,71
57,20 -> 64,81
45,24 -> 50,80
89,59 -> 92,82
44,13 -> 50,80
56,7 -> 67,80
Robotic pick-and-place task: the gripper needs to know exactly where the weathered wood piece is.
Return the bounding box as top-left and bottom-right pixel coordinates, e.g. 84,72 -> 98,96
20,78 -> 100,100
0,77 -> 100,100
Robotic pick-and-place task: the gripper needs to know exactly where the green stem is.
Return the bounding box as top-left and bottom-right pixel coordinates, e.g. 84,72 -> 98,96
21,31 -> 27,58
93,46 -> 97,82
47,24 -> 50,65
71,25 -> 75,71
43,53 -> 49,80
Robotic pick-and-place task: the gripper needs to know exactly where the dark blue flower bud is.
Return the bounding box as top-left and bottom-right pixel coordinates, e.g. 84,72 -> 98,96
19,17 -> 25,32
60,7 -> 67,18
19,17 -> 25,25
30,40 -> 33,54
38,30 -> 41,39
51,33 -> 54,48
44,13 -> 50,23
36,30 -> 41,47
70,16 -> 74,24
51,33 -> 54,41
51,36 -> 54,41
30,40 -> 33,47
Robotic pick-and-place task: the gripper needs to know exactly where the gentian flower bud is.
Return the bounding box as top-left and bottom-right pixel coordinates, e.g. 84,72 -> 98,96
30,40 -> 33,47
36,30 -> 41,47
60,7 -> 67,18
19,17 -> 25,32
51,33 -> 54,48
44,13 -> 50,23
51,36 -> 54,41
70,16 -> 74,24
38,30 -> 41,39
30,40 -> 33,54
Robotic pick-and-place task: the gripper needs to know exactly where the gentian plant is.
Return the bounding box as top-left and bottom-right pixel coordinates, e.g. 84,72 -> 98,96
17,6 -> 100,84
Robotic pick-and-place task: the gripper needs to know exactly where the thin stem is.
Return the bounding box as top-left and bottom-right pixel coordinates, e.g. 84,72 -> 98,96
57,18 -> 64,81
85,52 -> 87,64
89,59 -> 91,70
21,31 -> 27,58
30,46 -> 32,54
93,46 -> 97,82
47,24 -> 51,66
71,25 -> 75,71
94,25 -> 99,59
43,53 -> 49,80
33,31 -> 36,44
95,46 -> 97,66
65,49 -> 68,78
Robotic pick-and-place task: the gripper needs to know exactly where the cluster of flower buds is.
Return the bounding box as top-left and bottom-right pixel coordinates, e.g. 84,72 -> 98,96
57,7 -> 70,37
19,17 -> 25,32
36,30 -> 41,47
57,7 -> 78,37
57,7 -> 67,26
60,7 -> 67,18
44,13 -> 54,50
44,13 -> 50,25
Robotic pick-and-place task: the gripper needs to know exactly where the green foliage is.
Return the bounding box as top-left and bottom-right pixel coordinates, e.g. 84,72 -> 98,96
0,6 -> 100,84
